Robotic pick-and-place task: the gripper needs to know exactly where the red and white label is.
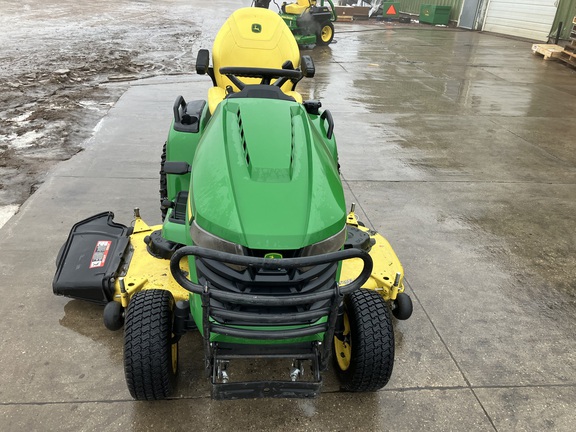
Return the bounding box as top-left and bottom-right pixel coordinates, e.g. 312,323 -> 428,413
90,240 -> 112,269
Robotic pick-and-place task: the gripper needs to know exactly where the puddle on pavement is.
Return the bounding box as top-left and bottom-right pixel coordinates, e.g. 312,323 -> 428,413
465,194 -> 576,322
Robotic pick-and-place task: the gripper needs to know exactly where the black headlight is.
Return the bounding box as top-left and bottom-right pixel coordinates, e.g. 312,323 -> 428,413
191,220 -> 346,271
300,226 -> 346,257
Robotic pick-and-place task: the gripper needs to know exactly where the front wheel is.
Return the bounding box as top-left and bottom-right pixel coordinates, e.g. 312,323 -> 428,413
392,292 -> 413,320
124,289 -> 179,400
317,21 -> 334,46
333,289 -> 394,391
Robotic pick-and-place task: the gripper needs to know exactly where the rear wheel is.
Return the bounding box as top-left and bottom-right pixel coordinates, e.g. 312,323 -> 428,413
124,289 -> 178,400
317,21 -> 334,46
333,289 -> 394,391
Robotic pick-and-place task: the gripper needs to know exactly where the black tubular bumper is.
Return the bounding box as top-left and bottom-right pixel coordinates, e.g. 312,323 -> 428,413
171,246 -> 372,294
170,246 -> 373,399
170,246 -> 373,340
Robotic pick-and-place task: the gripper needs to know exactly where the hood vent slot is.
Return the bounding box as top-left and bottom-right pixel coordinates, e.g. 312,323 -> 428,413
237,108 -> 250,167
290,116 -> 296,171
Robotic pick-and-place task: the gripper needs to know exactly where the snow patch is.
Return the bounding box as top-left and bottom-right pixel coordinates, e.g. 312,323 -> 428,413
8,112 -> 32,123
93,118 -> 105,134
0,204 -> 19,229
9,130 -> 44,149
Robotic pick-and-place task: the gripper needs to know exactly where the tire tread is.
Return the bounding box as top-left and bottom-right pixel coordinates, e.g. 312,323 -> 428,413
124,289 -> 176,400
337,289 -> 394,392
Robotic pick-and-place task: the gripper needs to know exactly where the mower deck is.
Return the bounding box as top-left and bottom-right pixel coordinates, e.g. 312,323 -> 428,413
54,210 -> 406,309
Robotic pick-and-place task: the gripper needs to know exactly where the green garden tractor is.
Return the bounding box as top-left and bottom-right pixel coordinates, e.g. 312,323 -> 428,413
53,7 -> 412,400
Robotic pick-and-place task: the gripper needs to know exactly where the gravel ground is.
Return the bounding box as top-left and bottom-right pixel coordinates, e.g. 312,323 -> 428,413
0,0 -> 240,221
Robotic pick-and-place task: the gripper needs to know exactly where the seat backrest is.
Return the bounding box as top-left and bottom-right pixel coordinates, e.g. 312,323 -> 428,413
285,0 -> 315,15
212,8 -> 300,93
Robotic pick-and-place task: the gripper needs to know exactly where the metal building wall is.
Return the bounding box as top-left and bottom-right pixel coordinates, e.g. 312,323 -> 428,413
483,0 -> 558,41
399,0 -> 464,21
364,0 -> 575,40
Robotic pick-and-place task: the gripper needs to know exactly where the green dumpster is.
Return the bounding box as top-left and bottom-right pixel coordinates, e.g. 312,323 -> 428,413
419,5 -> 451,25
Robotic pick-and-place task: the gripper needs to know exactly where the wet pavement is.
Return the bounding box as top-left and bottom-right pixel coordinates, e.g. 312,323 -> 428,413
2,3 -> 576,432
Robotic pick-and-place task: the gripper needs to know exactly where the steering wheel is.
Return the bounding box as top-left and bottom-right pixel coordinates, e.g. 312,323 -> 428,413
219,66 -> 302,90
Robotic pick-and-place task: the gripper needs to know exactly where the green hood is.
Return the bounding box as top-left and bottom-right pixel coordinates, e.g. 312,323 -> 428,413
191,98 -> 345,250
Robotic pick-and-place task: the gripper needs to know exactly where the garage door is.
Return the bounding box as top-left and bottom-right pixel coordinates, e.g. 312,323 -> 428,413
483,0 -> 558,41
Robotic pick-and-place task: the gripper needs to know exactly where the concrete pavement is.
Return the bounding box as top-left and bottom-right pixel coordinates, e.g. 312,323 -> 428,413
1,23 -> 576,431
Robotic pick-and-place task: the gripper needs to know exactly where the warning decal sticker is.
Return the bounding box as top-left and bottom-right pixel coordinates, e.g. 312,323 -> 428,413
90,240 -> 112,269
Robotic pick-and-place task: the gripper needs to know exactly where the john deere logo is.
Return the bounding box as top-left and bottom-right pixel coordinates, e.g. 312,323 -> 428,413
265,252 -> 282,259
252,23 -> 262,33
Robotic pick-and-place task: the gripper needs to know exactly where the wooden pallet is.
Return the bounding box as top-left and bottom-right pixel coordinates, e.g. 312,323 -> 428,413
559,45 -> 576,69
531,44 -> 564,60
335,6 -> 355,22
564,40 -> 576,53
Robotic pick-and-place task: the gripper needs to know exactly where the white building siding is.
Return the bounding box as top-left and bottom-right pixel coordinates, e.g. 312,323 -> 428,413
483,0 -> 558,41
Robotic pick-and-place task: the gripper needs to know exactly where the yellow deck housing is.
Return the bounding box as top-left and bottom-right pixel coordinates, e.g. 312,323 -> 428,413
112,211 -> 405,307
338,211 -> 405,301
112,218 -> 190,307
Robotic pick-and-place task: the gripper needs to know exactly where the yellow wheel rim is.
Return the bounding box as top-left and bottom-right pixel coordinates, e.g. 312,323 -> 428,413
321,25 -> 333,43
171,341 -> 178,374
333,313 -> 351,371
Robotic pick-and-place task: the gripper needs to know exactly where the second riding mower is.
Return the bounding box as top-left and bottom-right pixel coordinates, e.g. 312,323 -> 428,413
53,7 -> 412,400
255,0 -> 337,46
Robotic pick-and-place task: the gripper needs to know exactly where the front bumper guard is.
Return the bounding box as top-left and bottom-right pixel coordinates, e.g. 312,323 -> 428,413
170,246 -> 373,399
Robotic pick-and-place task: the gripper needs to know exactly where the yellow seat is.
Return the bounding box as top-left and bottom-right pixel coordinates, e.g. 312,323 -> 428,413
284,0 -> 314,15
208,7 -> 302,113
